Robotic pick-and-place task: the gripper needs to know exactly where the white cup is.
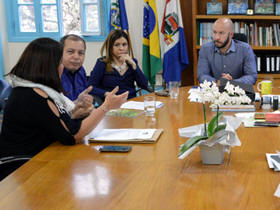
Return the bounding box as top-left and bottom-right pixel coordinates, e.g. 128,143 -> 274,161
169,81 -> 179,99
144,96 -> 156,116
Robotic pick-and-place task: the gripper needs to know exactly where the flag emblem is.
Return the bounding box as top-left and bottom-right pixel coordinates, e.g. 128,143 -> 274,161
161,0 -> 189,83
110,2 -> 121,29
163,13 -> 179,45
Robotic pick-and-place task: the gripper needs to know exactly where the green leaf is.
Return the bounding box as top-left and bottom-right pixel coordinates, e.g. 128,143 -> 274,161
179,135 -> 207,156
213,124 -> 226,134
208,112 -> 223,137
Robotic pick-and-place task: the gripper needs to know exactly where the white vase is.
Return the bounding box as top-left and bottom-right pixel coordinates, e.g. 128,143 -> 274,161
199,143 -> 225,164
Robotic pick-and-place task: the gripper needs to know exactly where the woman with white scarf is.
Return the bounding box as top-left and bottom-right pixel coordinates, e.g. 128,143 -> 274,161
0,38 -> 128,159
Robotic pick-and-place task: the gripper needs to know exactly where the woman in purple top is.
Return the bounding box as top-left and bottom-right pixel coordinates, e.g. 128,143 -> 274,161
89,30 -> 149,101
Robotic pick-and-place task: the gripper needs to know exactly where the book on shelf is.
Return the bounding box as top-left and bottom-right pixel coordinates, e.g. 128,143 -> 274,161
255,54 -> 280,73
271,56 -> 275,72
197,21 -> 280,47
211,104 -> 256,112
257,56 -> 261,72
266,56 -> 270,72
254,22 -> 259,46
277,56 -> 280,72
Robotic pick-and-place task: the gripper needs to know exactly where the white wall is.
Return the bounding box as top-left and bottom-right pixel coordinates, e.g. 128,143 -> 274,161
1,0 -> 165,75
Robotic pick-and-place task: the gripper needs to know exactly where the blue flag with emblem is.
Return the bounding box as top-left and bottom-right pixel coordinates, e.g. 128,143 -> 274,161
110,0 -> 128,30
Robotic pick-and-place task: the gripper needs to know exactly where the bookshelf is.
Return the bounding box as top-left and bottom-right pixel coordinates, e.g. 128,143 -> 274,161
192,0 -> 280,86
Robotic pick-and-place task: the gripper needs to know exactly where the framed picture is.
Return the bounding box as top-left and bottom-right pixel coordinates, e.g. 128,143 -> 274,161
276,3 -> 280,15
254,0 -> 275,15
207,0 -> 223,15
227,0 -> 249,14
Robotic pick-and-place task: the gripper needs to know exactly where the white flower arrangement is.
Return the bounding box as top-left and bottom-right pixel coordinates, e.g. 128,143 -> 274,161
178,80 -> 247,160
199,80 -> 252,107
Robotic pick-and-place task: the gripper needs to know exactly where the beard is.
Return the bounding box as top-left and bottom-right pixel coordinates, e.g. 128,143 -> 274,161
214,33 -> 230,49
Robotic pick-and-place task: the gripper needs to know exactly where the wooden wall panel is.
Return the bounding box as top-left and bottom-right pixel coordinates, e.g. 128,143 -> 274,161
180,0 -> 194,86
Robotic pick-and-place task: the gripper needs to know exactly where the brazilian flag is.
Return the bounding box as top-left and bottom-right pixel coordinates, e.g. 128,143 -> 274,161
142,0 -> 162,86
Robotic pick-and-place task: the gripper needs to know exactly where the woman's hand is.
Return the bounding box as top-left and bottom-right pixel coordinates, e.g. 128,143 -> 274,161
72,86 -> 94,119
76,86 -> 93,108
102,86 -> 128,111
71,105 -> 94,119
120,54 -> 136,70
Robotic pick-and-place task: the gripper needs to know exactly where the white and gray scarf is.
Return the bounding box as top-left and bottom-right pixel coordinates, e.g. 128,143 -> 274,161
8,74 -> 75,114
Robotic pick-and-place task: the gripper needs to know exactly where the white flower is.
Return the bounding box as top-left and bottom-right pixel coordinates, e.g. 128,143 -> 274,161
224,82 -> 235,95
200,80 -> 212,91
240,95 -> 252,104
199,80 -> 251,106
234,86 -> 246,96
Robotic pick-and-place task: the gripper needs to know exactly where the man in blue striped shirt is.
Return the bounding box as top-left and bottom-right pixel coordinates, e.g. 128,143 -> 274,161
197,17 -> 257,86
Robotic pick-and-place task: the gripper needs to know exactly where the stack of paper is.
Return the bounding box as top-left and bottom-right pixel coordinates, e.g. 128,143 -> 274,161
266,153 -> 280,171
87,128 -> 164,143
120,101 -> 163,110
92,129 -> 156,140
188,87 -> 201,102
211,104 -> 256,112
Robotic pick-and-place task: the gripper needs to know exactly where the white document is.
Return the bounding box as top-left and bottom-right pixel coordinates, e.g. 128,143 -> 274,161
274,184 -> 280,198
266,153 -> 275,169
120,101 -> 163,110
90,129 -> 156,140
266,153 -> 280,171
188,87 -> 202,102
234,112 -> 255,119
188,92 -> 201,102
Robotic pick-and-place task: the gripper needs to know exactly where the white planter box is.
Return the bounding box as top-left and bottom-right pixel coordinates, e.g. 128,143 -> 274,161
199,144 -> 226,164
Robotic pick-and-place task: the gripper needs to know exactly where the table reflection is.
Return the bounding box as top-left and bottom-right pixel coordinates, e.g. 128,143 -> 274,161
73,166 -> 110,198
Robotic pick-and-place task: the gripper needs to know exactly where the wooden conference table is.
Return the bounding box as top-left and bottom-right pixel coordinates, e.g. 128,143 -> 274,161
0,87 -> 280,210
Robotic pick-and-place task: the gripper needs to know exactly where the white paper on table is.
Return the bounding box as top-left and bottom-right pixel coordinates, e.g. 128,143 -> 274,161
234,113 -> 256,128
187,87 -> 202,103
90,129 -> 156,140
266,154 -> 280,171
266,153 -> 276,169
120,101 -> 163,110
234,112 -> 255,118
188,92 -> 201,102
188,87 -> 200,94
275,184 -> 280,198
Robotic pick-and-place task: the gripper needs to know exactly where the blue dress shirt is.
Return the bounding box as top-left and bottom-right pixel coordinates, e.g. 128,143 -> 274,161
197,40 -> 257,85
89,58 -> 148,99
61,66 -> 88,101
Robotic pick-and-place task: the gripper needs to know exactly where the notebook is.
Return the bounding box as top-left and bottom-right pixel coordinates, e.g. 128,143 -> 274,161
88,128 -> 163,143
